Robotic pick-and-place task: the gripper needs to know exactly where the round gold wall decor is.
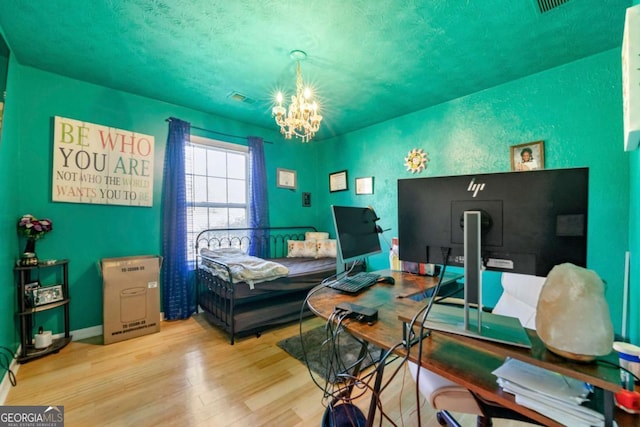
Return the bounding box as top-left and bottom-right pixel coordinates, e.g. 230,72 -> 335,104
404,148 -> 428,173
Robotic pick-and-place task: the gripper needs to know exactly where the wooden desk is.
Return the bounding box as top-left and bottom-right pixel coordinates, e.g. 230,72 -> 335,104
307,270 -> 636,427
307,270 -> 460,350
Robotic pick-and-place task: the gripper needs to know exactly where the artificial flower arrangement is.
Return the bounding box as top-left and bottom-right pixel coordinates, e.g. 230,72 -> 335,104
17,214 -> 53,240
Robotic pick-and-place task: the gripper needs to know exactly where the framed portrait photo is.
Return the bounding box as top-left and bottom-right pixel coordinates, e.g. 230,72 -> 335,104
510,141 -> 544,172
276,168 -> 297,190
329,170 -> 348,192
355,177 -> 374,195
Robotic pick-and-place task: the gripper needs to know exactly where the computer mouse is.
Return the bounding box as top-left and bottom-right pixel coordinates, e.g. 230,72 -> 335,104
377,276 -> 395,285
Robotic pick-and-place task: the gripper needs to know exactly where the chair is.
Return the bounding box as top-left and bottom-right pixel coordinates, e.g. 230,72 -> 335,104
408,272 -> 546,427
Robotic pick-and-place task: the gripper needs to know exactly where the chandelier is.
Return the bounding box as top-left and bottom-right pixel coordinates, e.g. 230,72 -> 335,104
272,50 -> 323,143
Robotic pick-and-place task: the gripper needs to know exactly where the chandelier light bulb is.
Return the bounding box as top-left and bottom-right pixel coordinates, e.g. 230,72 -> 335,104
272,51 -> 323,143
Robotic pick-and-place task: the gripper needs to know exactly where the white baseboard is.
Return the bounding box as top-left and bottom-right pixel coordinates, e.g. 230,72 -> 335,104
0,347 -> 20,405
67,325 -> 103,341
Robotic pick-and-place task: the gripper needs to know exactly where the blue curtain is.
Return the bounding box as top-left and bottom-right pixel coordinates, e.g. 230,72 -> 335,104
161,118 -> 195,320
248,136 -> 270,257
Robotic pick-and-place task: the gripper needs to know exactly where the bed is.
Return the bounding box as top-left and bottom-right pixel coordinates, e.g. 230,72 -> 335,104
195,226 -> 349,344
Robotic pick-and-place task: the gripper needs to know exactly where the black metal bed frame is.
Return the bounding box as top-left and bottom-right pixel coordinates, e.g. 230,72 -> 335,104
195,226 -> 319,344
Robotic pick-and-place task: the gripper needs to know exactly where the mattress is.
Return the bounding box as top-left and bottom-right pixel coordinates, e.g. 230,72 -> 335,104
199,256 -> 336,304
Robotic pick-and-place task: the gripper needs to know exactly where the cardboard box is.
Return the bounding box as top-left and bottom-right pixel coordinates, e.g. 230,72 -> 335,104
101,255 -> 161,345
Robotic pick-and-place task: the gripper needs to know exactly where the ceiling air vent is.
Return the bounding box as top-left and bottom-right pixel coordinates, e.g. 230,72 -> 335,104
227,92 -> 256,104
535,0 -> 570,14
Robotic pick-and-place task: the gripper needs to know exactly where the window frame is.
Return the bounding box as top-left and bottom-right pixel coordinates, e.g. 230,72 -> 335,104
186,135 -> 249,260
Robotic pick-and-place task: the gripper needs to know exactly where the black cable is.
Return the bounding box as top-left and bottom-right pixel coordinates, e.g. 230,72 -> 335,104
299,285 -> 338,394
407,247 -> 451,426
323,311 -> 389,412
370,343 -> 406,427
0,345 -> 18,387
301,257 -> 438,424
298,280 -> 375,406
323,250 -> 454,426
297,260 -> 367,402
332,248 -> 451,426
596,359 -> 640,383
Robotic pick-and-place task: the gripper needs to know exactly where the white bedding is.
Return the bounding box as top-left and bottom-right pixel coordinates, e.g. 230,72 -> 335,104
200,247 -> 289,289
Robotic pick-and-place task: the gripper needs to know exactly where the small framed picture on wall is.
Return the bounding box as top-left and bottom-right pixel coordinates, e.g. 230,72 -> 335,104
355,177 -> 374,195
329,170 -> 348,192
510,141 -> 544,171
276,168 -> 297,190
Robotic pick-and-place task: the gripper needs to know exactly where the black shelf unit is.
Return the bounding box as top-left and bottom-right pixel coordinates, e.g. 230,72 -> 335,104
14,259 -> 71,363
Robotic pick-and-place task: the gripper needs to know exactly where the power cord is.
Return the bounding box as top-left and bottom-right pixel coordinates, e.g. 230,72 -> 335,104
0,345 -> 18,387
401,246 -> 452,426
299,285 -> 392,423
596,359 -> 640,383
299,281 -> 372,398
301,255 -> 450,426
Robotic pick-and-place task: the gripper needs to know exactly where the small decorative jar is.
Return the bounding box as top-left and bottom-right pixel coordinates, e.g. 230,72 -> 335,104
19,252 -> 38,267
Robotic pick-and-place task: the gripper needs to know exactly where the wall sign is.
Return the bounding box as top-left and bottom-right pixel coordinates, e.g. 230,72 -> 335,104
52,116 -> 154,207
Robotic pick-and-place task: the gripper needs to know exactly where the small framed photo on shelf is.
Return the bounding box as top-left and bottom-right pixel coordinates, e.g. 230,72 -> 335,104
355,177 -> 374,195
24,280 -> 41,307
510,141 -> 544,172
329,170 -> 348,192
276,168 -> 297,190
33,284 -> 64,306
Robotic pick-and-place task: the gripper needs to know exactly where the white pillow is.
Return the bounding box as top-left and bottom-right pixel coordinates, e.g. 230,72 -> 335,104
316,239 -> 337,258
305,231 -> 329,241
287,240 -> 317,258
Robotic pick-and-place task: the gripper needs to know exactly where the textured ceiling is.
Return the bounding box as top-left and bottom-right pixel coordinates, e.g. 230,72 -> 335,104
0,0 -> 631,140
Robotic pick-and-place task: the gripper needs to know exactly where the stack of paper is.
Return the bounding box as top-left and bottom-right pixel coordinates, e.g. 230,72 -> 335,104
492,358 -> 614,427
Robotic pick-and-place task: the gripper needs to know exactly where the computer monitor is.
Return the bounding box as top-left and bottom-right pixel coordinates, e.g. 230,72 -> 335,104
397,167 -> 589,277
331,205 -> 382,270
397,168 -> 589,347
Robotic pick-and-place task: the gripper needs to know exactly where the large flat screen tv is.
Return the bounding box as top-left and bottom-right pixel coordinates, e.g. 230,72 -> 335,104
397,167 -> 588,277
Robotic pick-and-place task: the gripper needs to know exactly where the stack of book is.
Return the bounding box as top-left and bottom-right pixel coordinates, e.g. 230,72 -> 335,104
492,358 -> 607,426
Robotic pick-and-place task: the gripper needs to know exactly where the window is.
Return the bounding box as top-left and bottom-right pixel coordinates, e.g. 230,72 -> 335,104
185,135 -> 249,260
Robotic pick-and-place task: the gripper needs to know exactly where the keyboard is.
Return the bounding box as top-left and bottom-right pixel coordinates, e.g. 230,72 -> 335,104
328,272 -> 381,294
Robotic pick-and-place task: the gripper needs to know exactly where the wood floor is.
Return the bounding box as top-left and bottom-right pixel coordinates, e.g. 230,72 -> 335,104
4,315 -> 533,426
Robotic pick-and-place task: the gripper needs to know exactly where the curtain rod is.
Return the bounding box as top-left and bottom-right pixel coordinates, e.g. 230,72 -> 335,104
165,118 -> 274,144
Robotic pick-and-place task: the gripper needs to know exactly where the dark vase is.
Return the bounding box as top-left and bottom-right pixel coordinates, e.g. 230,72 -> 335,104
24,238 -> 36,254
20,238 -> 38,266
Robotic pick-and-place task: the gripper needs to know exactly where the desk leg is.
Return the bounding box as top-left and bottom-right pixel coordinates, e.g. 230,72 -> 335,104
325,343 -> 384,427
603,389 -> 614,427
340,340 -> 373,399
365,349 -> 386,427
402,321 -> 431,348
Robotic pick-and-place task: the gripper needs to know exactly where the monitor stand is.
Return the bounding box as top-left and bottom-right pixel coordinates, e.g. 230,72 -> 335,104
463,211 -> 482,331
422,211 -> 532,349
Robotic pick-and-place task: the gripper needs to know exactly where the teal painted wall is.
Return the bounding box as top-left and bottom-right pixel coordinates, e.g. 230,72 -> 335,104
1,36 -> 637,374
0,49 -> 20,356
0,60 -> 320,350
317,49 -> 632,337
